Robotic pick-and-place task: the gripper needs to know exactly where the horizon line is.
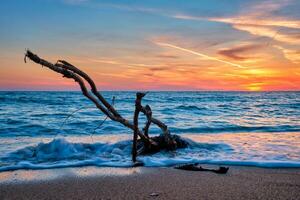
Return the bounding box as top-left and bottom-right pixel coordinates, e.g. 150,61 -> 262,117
0,90 -> 299,92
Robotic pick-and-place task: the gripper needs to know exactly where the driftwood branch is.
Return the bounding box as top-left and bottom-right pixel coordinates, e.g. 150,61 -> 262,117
25,51 -> 148,141
56,60 -> 121,118
25,50 -> 188,162
132,92 -> 146,162
143,105 -> 152,138
175,164 -> 229,174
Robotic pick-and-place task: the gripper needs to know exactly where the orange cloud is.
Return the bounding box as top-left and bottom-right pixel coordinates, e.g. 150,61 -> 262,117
218,43 -> 264,61
274,45 -> 300,64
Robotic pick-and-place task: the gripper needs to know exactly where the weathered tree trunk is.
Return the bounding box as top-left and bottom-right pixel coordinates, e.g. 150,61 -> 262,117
24,50 -> 188,163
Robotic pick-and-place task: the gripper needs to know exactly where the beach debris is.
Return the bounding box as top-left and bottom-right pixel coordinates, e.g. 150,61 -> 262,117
24,50 -> 188,162
149,192 -> 160,197
174,163 -> 229,174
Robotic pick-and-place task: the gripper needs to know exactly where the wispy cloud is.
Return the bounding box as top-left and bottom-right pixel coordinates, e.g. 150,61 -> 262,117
155,42 -> 247,69
149,66 -> 171,72
218,43 -> 264,61
71,57 -> 167,69
231,24 -> 300,44
274,45 -> 300,64
171,0 -> 300,69
210,17 -> 300,29
207,0 -> 299,28
156,53 -> 179,59
173,0 -> 300,44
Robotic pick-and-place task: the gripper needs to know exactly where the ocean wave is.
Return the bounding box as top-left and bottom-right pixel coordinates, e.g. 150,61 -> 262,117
281,103 -> 300,109
174,105 -> 207,111
1,91 -> 300,137
1,124 -> 298,138
0,92 -> 86,105
0,138 -> 133,171
171,125 -> 300,133
1,96 -> 66,105
31,113 -> 69,117
0,138 -> 230,171
0,138 -> 299,172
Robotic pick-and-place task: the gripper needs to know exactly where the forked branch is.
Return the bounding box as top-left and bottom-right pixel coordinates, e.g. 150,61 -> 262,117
25,50 -> 187,161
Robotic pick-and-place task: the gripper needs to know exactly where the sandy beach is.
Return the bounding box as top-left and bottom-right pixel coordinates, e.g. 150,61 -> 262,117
0,166 -> 299,200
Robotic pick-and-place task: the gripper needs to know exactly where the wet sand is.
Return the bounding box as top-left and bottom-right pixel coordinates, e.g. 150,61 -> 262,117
0,166 -> 300,200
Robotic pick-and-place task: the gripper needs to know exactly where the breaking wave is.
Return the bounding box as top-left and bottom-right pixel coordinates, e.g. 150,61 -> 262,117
1,137 -> 300,172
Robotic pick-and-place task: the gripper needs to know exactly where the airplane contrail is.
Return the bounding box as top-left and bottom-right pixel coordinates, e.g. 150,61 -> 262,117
156,42 -> 247,69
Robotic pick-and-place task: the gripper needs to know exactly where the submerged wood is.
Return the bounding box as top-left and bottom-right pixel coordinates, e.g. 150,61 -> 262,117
175,163 -> 229,174
25,50 -> 188,162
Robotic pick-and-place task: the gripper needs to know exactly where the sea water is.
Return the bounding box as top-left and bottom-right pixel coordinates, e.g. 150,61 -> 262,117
0,91 -> 299,171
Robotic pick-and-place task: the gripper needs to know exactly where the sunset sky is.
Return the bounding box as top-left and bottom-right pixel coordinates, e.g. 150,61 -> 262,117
0,0 -> 300,91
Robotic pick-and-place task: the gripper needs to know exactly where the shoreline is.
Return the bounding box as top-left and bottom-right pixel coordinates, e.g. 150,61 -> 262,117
1,166 -> 300,200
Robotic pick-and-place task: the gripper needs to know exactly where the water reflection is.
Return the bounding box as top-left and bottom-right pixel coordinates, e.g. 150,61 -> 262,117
0,166 -> 141,183
186,132 -> 300,161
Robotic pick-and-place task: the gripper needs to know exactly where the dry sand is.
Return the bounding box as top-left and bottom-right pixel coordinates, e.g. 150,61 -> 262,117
0,166 -> 299,200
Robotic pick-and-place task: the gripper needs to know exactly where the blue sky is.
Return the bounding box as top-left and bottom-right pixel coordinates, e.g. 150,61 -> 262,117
0,0 -> 300,90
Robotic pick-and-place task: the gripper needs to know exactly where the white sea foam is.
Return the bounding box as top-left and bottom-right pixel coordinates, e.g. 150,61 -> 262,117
1,132 -> 300,172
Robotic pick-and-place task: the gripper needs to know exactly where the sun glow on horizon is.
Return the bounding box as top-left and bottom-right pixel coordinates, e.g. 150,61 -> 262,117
246,84 -> 263,91
0,0 -> 299,91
